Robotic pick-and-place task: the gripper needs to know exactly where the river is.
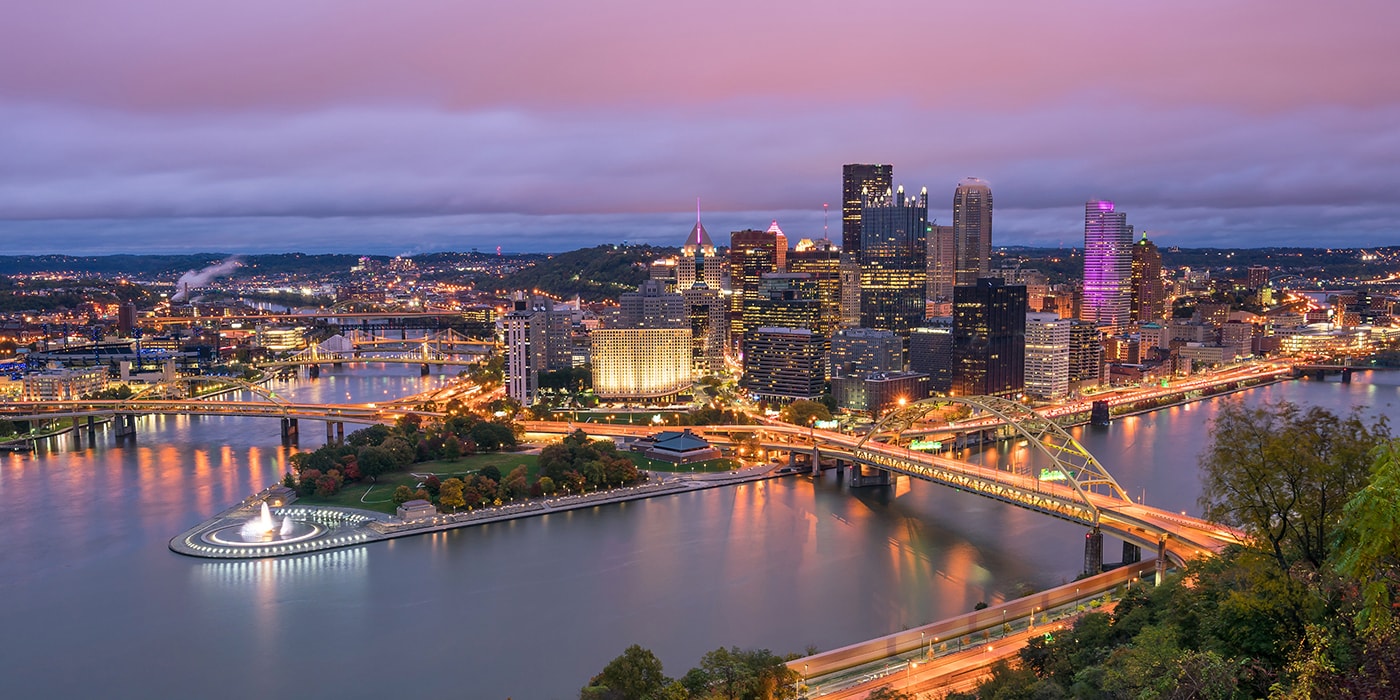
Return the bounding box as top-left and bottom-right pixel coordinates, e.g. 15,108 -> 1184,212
1,367 -> 1396,699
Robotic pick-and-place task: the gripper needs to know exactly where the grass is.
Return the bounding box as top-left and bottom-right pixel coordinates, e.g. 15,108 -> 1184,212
624,452 -> 739,473
297,452 -> 541,515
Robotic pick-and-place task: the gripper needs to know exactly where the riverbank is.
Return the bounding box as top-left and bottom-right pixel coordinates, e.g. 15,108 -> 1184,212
170,461 -> 789,559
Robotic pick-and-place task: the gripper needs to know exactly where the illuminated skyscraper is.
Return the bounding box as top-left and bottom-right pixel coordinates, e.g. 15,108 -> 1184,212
788,238 -> 842,339
1081,200 -> 1133,332
1130,231 -> 1165,323
952,178 -> 993,286
842,164 -> 893,325
859,185 -> 928,337
729,223 -> 787,349
1024,312 -> 1070,400
677,206 -> 723,291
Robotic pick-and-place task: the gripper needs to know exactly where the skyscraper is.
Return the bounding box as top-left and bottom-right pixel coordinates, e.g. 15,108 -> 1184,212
1130,231 -> 1165,323
859,185 -> 928,337
1081,200 -> 1134,332
504,293 -> 575,406
952,278 -> 1026,397
677,207 -> 723,292
729,222 -> 788,349
952,178 -> 993,286
926,223 -> 956,303
618,279 -> 686,329
1024,312 -> 1070,400
841,164 -> 893,325
788,237 -> 842,339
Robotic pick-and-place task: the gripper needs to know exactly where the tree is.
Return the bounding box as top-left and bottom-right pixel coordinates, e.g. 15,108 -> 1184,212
471,421 -> 517,452
1333,439 -> 1400,638
779,399 -> 831,427
392,484 -> 414,505
583,644 -> 669,700
357,446 -> 397,479
438,477 -> 466,512
347,424 -> 391,447
1198,401 -> 1389,571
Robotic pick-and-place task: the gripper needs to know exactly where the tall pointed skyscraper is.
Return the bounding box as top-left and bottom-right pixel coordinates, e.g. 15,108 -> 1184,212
952,177 -> 993,286
841,164 -> 893,326
677,200 -> 723,291
1081,200 -> 1133,332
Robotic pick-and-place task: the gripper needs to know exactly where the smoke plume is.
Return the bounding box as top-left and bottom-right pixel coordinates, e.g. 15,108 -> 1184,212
171,256 -> 242,301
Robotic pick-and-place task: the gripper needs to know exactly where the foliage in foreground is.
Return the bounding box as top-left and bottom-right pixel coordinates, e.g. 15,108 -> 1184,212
952,401 -> 1400,700
580,644 -> 800,700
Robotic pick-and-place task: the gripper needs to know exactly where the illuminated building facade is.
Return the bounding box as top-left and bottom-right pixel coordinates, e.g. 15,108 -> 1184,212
909,322 -> 955,394
926,223 -> 956,303
677,213 -> 724,291
21,365 -> 109,401
842,164 -> 893,326
1024,312 -> 1070,400
859,185 -> 928,337
830,327 -> 903,377
788,238 -> 842,339
590,328 -> 693,400
1082,200 -> 1134,332
952,178 -> 993,286
1130,232 -> 1165,323
729,224 -> 787,348
1068,320 -> 1105,389
952,278 -> 1026,397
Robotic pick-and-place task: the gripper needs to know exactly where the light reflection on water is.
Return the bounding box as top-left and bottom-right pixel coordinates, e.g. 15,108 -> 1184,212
0,371 -> 1396,699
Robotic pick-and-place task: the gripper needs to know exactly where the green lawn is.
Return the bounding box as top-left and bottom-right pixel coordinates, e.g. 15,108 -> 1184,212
625,452 -> 739,473
297,452 -> 540,515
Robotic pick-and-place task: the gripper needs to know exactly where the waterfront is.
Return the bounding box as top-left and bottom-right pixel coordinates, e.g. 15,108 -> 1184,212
1,368 -> 1397,699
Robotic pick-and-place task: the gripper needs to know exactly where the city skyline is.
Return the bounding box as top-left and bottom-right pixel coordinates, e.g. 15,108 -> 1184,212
3,2 -> 1399,254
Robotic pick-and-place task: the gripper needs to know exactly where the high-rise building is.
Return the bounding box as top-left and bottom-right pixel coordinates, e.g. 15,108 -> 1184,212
742,273 -> 821,337
952,178 -> 993,286
859,185 -> 928,337
788,238 -> 843,339
832,371 -> 930,416
1068,320 -> 1105,390
909,321 -> 955,395
677,209 -> 724,292
1130,231 -> 1165,323
842,164 -> 893,260
926,224 -> 956,303
590,328 -> 693,400
504,293 -> 575,405
829,327 -> 904,377
742,327 -> 825,401
729,223 -> 787,348
682,286 -> 726,377
1081,200 -> 1134,332
952,278 -> 1026,397
1024,312 -> 1070,400
841,164 -> 893,325
618,279 -> 686,329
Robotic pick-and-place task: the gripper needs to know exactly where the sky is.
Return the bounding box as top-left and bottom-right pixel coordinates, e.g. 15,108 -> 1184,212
2,1 -> 1398,255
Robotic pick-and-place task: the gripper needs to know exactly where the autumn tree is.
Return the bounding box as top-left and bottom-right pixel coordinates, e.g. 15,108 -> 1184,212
438,477 -> 466,512
779,399 -> 831,427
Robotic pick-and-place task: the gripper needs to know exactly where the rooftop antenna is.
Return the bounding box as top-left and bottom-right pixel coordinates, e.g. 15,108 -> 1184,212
822,203 -> 829,240
696,197 -> 701,225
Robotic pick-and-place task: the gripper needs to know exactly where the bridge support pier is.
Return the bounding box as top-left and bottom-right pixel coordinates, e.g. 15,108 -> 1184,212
326,420 -> 335,445
420,363 -> 431,376
336,422 -> 344,444
113,414 -> 137,440
849,465 -> 890,488
86,415 -> 96,441
1084,528 -> 1103,577
810,445 -> 821,476
281,417 -> 299,443
1341,368 -> 1353,384
1155,538 -> 1168,586
1122,541 -> 1141,565
308,364 -> 321,379
333,362 -> 343,369
1091,400 -> 1111,427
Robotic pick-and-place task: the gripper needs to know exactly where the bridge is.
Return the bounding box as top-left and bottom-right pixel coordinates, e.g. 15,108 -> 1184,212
261,342 -> 488,374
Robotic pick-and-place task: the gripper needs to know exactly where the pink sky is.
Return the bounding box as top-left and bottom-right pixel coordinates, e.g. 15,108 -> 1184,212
2,1 -> 1398,252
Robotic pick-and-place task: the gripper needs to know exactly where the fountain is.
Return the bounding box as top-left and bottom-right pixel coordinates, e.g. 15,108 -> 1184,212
203,502 -> 323,548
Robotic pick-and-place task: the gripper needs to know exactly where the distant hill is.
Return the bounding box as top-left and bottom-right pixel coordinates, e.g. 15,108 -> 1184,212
491,244 -> 674,300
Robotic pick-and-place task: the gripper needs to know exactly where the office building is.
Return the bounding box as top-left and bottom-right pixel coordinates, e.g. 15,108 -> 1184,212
590,328 -> 693,400
952,178 -> 993,286
677,211 -> 724,292
788,238 -> 843,339
841,164 -> 893,325
832,371 -> 929,417
1130,232 -> 1165,323
860,185 -> 928,337
505,293 -> 577,405
1082,200 -> 1134,332
682,286 -> 726,377
926,223 -> 956,303
21,365 -> 109,402
618,279 -> 686,329
909,321 -> 955,394
1068,320 -> 1105,389
742,273 -> 822,342
1025,313 -> 1070,400
829,327 -> 903,377
952,278 -> 1026,397
742,327 -> 825,401
729,223 -> 787,347
1246,266 -> 1270,290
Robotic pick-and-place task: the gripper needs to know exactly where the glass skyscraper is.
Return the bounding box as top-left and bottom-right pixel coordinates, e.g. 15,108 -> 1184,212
859,185 -> 928,337
952,178 -> 993,286
1082,200 -> 1133,332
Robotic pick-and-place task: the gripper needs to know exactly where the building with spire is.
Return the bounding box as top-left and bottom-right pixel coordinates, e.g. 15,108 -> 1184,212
677,202 -> 723,292
729,222 -> 787,351
842,164 -> 893,326
953,178 -> 993,286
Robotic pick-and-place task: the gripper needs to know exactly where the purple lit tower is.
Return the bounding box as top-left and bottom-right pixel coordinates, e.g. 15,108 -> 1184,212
1081,200 -> 1133,332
